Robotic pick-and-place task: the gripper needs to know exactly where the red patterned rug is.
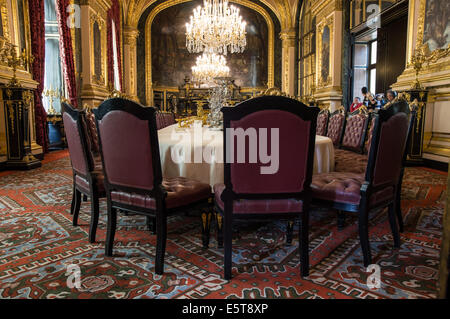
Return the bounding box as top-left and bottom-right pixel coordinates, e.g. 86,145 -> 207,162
0,150 -> 447,299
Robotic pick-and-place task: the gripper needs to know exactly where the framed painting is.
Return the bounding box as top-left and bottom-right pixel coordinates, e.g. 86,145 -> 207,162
417,0 -> 450,52
321,26 -> 330,83
317,16 -> 333,88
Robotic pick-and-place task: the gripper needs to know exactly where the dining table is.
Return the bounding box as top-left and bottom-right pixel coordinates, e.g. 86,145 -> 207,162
158,123 -> 335,188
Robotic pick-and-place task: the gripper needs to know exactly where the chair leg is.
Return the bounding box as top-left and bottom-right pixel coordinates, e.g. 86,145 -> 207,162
224,212 -> 233,280
299,209 -> 310,277
286,220 -> 294,245
72,189 -> 81,226
70,183 -> 76,215
89,190 -> 100,243
395,186 -> 404,233
358,206 -> 372,267
105,203 -> 117,257
155,213 -> 167,275
201,212 -> 212,249
146,216 -> 156,234
388,203 -> 401,248
215,212 -> 224,248
337,210 -> 346,230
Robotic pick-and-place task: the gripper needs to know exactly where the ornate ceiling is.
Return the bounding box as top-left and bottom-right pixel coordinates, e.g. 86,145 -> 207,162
119,0 -> 303,30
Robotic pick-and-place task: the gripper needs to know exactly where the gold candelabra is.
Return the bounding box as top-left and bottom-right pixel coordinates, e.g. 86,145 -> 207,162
43,85 -> 59,115
408,44 -> 450,90
0,40 -> 34,87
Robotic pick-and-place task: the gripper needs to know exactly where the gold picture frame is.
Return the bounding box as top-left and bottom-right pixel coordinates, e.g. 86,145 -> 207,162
416,0 -> 450,53
0,0 -> 10,41
89,9 -> 107,87
316,15 -> 333,88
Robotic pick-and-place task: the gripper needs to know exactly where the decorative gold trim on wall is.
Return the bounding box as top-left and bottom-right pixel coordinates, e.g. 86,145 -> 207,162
0,0 -> 10,41
415,0 -> 426,51
89,9 -> 107,87
144,0 -> 276,105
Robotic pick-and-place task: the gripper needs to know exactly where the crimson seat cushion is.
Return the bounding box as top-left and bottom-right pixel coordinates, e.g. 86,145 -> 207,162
213,183 -> 303,214
334,149 -> 368,174
75,171 -> 106,195
111,177 -> 211,210
311,172 -> 394,206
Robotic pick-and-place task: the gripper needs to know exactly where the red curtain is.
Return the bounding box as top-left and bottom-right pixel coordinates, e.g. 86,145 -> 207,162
107,0 -> 123,90
56,0 -> 78,107
28,0 -> 48,153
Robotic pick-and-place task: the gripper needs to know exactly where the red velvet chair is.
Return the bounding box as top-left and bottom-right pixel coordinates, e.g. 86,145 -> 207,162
339,113 -> 370,153
326,108 -> 345,146
93,98 -> 212,275
333,112 -> 370,175
311,100 -> 412,266
316,109 -> 330,136
156,112 -> 176,130
334,110 -> 415,233
62,102 -> 105,243
213,96 -> 320,280
334,114 -> 373,174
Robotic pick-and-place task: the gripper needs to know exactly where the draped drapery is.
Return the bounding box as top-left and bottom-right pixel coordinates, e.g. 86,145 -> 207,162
28,0 -> 49,153
56,0 -> 78,107
107,0 -> 122,90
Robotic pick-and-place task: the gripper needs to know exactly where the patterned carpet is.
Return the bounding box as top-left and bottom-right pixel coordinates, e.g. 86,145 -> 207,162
0,150 -> 447,299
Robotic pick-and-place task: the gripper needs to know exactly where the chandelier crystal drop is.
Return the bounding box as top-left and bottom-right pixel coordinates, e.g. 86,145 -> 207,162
186,0 -> 247,55
192,53 -> 230,83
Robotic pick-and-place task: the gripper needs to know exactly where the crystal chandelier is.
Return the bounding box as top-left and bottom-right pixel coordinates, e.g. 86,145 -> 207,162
186,0 -> 247,55
192,53 -> 230,83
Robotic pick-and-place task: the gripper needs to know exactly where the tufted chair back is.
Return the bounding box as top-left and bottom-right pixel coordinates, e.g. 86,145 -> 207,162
94,98 -> 162,192
326,110 -> 345,146
222,96 -> 319,197
366,100 -> 411,189
84,111 -> 100,155
62,103 -> 94,176
316,109 -> 329,136
156,112 -> 176,130
341,113 -> 369,152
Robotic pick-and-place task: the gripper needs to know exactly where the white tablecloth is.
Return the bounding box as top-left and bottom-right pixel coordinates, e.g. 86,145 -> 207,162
158,124 -> 334,187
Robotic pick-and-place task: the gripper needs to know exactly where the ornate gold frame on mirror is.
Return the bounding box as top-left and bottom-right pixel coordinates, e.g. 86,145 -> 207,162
144,0 -> 276,105
11,0 -> 31,73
